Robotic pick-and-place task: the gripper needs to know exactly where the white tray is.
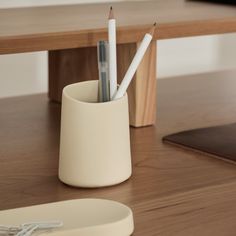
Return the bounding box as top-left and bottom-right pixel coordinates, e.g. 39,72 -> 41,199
0,199 -> 134,236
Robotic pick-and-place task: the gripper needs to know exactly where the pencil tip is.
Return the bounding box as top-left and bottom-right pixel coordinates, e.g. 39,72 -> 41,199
149,22 -> 157,36
109,6 -> 114,19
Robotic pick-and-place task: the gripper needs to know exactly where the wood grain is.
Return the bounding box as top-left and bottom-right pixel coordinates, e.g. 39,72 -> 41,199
48,47 -> 98,102
0,0 -> 236,54
49,41 -> 156,127
1,70 -> 236,235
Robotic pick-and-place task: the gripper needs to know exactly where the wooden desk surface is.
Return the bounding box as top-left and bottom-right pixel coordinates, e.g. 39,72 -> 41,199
0,0 -> 236,54
1,70 -> 236,235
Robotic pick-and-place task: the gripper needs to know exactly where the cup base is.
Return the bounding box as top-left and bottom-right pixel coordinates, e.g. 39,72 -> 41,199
59,172 -> 132,188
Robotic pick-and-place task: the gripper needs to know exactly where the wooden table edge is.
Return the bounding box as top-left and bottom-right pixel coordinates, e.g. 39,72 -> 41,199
1,18 -> 236,54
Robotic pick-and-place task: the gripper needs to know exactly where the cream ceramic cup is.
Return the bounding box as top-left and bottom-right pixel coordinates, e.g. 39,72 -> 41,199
59,80 -> 132,187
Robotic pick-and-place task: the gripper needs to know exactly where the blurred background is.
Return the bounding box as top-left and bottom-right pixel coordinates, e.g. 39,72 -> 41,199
0,0 -> 235,98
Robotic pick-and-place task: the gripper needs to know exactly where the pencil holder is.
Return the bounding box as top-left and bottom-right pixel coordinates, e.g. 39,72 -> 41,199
59,80 -> 132,188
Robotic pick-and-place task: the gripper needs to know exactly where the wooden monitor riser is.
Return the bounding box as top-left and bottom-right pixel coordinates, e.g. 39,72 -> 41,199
1,0 -> 236,127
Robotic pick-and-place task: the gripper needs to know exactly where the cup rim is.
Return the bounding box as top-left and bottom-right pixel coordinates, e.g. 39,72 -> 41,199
63,80 -> 127,106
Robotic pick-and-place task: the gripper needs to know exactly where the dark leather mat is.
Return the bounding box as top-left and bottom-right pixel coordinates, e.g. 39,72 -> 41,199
163,123 -> 236,163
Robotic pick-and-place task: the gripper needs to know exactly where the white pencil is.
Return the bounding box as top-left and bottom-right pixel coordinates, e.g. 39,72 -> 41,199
108,6 -> 117,99
113,23 -> 156,100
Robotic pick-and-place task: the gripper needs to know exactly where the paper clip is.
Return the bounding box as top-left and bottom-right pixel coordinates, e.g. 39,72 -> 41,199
16,224 -> 38,236
21,221 -> 63,230
0,220 -> 63,236
0,225 -> 21,235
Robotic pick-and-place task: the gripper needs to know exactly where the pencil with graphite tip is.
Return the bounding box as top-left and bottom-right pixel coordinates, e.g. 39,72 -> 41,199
108,6 -> 117,100
113,23 -> 156,100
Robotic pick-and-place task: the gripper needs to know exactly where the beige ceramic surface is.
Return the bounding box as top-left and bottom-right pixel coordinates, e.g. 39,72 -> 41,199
59,80 -> 132,187
0,199 -> 134,236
